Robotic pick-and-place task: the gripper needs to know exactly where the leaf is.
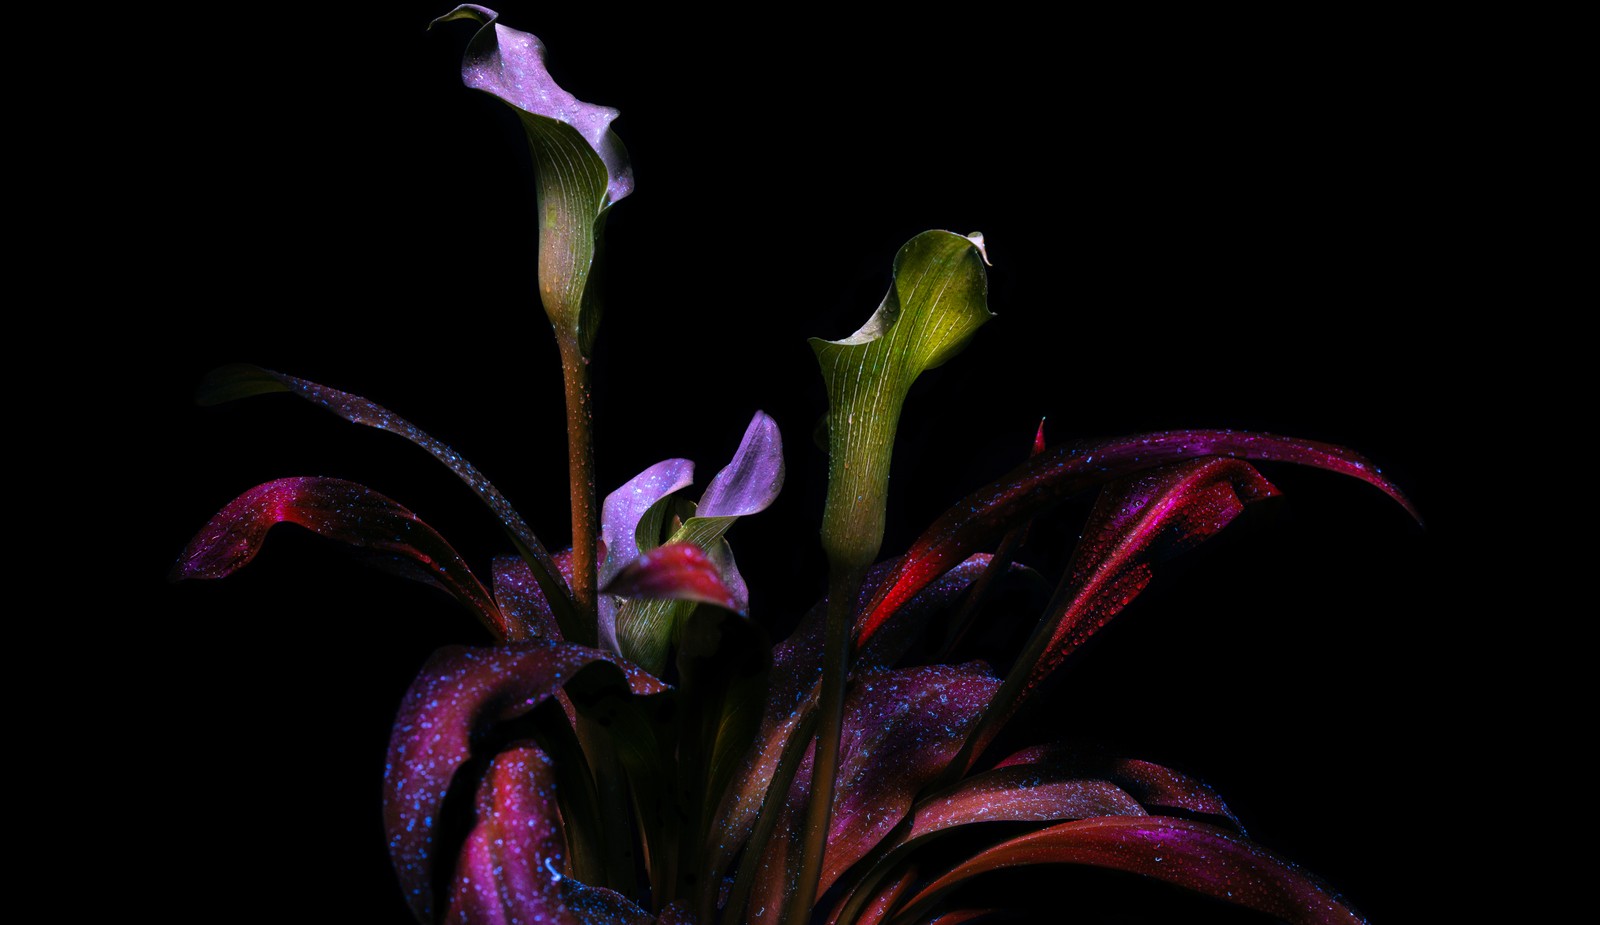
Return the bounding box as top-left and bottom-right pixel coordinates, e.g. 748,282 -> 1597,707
832,770 -> 1146,925
754,663 -> 1001,914
705,555 -> 996,907
995,743 -> 1242,831
443,745 -> 572,924
196,364 -> 577,637
433,5 -> 632,355
812,229 -> 993,571
961,458 -> 1281,763
171,476 -> 513,639
384,645 -> 664,922
492,556 -> 564,644
859,429 -> 1419,646
889,816 -> 1365,925
601,542 -> 743,612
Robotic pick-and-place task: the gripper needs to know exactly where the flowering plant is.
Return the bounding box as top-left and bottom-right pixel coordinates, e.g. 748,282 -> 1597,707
172,7 -> 1422,923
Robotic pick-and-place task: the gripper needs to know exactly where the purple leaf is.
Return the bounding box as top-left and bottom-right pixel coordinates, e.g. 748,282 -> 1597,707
708,556 -> 995,899
171,477 -> 513,639
892,816 -> 1365,925
996,743 -> 1241,830
600,541 -> 744,613
492,556 -> 565,644
758,663 -> 1001,908
696,410 -> 785,518
196,364 -> 575,632
432,5 -> 632,205
385,645 -> 664,923
858,429 -> 1417,644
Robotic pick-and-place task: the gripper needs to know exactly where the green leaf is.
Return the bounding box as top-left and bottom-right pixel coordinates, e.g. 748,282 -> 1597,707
812,229 -> 993,571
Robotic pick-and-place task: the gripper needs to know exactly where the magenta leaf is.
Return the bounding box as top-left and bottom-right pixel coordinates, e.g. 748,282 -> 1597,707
859,429 -> 1418,645
696,410 -> 785,518
196,364 -> 579,636
891,816 -> 1365,925
443,745 -> 571,924
600,541 -> 743,613
172,476 -> 514,639
385,645 -> 664,923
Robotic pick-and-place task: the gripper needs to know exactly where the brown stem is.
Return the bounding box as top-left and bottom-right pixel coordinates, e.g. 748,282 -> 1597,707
559,336 -> 599,641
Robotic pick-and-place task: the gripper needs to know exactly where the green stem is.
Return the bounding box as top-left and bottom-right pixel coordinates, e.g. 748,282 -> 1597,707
559,335 -> 599,640
783,566 -> 862,925
723,705 -> 818,925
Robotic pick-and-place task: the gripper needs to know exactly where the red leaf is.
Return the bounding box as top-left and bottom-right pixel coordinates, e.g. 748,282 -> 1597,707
960,459 -> 1285,764
893,816 -> 1364,925
858,429 -> 1417,645
172,476 -> 514,639
600,541 -> 742,612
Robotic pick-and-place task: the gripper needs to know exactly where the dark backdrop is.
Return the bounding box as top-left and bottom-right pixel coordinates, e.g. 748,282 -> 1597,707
146,4 -> 1463,921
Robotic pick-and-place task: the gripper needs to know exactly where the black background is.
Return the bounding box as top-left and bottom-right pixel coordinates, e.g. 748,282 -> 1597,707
141,3 -> 1472,921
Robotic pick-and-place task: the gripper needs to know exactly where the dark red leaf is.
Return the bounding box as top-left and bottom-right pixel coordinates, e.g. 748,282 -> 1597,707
385,645 -> 664,923
859,429 -> 1417,645
492,556 -> 566,644
600,541 -> 743,613
965,459 -> 1279,760
830,770 -> 1143,925
172,476 -> 513,639
892,816 -> 1364,925
996,743 -> 1241,830
196,364 -> 577,633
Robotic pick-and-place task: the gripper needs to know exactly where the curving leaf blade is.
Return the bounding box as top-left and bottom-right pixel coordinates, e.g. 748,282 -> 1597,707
890,816 -> 1365,925
195,364 -> 578,638
600,541 -> 743,613
171,476 -> 512,639
859,429 -> 1418,645
384,645 -> 663,922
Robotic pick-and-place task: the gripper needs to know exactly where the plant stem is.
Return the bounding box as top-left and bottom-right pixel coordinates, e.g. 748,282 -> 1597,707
559,336 -> 599,640
784,566 -> 862,924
